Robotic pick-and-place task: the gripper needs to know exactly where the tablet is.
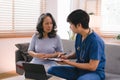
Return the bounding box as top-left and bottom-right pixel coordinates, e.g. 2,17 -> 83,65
46,58 -> 62,61
23,63 -> 47,80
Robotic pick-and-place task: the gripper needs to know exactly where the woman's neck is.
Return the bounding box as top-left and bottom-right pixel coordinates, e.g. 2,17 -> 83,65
43,32 -> 48,38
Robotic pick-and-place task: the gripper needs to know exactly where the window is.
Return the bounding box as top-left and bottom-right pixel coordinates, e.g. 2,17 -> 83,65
57,0 -> 120,38
14,0 -> 40,31
0,0 -> 45,37
0,0 -> 12,30
57,0 -> 71,39
101,0 -> 120,34
77,0 -> 120,36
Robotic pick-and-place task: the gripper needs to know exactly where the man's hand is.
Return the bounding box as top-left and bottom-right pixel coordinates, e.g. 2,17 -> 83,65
56,59 -> 70,65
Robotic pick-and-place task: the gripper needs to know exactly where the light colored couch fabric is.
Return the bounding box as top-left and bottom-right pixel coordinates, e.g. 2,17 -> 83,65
62,39 -> 75,54
105,44 -> 120,80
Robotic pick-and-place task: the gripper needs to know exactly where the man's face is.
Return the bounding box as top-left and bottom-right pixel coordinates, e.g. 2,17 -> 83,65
69,23 -> 78,33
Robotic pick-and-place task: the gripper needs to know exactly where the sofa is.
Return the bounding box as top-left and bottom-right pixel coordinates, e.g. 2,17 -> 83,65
105,43 -> 120,80
15,39 -> 120,80
15,42 -> 33,75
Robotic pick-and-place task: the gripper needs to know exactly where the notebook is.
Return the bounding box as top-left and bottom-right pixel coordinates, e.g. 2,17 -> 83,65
23,62 -> 50,80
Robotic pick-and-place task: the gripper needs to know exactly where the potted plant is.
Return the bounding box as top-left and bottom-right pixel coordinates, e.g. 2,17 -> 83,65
116,34 -> 120,40
67,30 -> 76,40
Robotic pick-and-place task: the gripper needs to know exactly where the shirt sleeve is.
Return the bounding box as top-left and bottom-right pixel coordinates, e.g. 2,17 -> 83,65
28,33 -> 36,51
89,40 -> 104,60
55,35 -> 64,52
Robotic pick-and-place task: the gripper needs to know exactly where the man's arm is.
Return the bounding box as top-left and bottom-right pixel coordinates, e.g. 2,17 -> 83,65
62,59 -> 99,71
58,52 -> 76,59
66,52 -> 76,59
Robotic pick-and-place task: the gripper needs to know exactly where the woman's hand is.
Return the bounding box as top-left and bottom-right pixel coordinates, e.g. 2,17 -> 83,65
28,51 -> 46,59
28,51 -> 67,59
28,51 -> 37,57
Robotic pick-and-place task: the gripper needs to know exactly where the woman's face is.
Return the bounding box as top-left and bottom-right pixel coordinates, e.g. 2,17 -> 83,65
43,16 -> 53,33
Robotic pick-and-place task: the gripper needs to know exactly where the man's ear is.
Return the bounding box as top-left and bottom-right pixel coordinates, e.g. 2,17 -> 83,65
76,23 -> 81,28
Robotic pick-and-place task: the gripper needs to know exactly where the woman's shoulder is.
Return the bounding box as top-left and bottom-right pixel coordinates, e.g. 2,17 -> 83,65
55,34 -> 60,37
32,32 -> 39,38
50,34 -> 61,42
55,34 -> 61,39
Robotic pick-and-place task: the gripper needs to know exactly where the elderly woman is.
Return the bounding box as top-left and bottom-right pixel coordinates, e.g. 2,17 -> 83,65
28,13 -> 63,71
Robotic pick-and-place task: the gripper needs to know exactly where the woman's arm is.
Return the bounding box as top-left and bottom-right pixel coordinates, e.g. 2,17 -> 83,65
28,51 -> 62,59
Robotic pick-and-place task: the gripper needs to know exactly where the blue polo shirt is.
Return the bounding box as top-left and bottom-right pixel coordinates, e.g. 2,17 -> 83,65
75,32 -> 106,80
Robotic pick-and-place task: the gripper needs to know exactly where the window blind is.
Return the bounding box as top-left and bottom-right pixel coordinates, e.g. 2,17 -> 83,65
0,0 -> 12,30
0,0 -> 42,31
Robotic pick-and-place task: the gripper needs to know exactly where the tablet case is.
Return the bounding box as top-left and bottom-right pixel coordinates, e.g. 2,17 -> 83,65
23,63 -> 47,80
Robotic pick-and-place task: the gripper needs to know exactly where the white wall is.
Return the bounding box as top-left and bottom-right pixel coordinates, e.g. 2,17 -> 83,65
46,0 -> 58,23
0,38 -> 31,73
46,0 -> 70,40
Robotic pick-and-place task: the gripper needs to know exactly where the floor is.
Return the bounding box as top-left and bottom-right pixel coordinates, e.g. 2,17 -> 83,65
0,70 -> 19,79
0,70 -> 65,80
3,75 -> 66,80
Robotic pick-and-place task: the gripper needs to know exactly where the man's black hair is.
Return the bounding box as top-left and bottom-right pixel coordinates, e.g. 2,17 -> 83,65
67,9 -> 90,29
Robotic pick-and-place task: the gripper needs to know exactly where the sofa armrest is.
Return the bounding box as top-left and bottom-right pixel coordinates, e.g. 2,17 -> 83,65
15,49 -> 33,62
15,50 -> 24,62
105,44 -> 120,74
21,52 -> 33,62
15,42 -> 33,62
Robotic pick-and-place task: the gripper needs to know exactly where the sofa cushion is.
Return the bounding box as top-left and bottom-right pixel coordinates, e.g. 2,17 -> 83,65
62,39 -> 75,54
15,43 -> 29,53
15,43 -> 33,62
16,61 -> 25,75
105,44 -> 120,74
16,61 -> 25,69
21,51 -> 33,62
105,72 -> 120,80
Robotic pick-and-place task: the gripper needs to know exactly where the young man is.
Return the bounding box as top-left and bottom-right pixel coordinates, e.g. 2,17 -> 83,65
48,9 -> 106,80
